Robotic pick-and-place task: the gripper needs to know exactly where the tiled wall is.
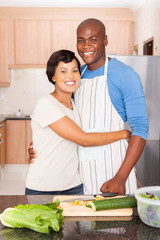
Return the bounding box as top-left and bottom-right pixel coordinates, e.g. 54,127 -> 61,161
0,69 -> 54,115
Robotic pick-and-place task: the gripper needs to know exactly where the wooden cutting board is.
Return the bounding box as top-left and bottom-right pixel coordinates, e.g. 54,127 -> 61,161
53,195 -> 133,217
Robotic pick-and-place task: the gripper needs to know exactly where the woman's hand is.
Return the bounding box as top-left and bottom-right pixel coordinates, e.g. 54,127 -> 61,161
122,130 -> 131,142
28,142 -> 37,165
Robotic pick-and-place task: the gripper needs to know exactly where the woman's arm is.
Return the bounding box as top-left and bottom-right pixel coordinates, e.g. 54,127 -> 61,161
49,116 -> 130,147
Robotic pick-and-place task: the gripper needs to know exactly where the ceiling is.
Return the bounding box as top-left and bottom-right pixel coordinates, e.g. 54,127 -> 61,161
0,0 -> 146,12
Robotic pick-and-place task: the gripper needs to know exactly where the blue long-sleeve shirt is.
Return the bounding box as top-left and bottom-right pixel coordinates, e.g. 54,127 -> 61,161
80,57 -> 149,140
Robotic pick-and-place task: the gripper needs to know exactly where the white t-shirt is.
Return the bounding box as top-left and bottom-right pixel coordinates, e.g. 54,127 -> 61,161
25,94 -> 82,191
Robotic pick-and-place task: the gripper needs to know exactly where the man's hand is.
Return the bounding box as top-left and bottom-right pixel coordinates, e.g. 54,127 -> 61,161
100,175 -> 126,195
28,141 -> 37,165
100,136 -> 146,195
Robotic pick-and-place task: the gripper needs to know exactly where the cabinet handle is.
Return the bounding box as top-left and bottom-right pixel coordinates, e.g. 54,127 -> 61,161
0,124 -> 4,128
0,139 -> 3,144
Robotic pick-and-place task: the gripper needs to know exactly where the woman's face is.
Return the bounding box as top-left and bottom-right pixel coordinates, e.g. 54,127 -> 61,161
52,59 -> 80,94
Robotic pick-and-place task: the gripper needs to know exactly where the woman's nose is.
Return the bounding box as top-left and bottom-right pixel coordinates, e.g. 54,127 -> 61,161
66,72 -> 74,79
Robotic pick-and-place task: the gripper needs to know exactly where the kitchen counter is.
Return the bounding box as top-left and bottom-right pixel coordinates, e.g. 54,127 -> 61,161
0,115 -> 31,123
0,195 -> 160,240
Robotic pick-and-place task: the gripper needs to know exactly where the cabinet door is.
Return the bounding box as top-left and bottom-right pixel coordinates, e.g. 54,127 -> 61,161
0,20 -> 10,86
103,21 -> 133,55
0,121 -> 6,168
14,20 -> 51,64
6,120 -> 26,164
52,20 -> 80,56
25,120 -> 32,162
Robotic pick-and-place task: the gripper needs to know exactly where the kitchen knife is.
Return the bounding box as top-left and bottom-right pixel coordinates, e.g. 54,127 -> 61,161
61,192 -> 118,202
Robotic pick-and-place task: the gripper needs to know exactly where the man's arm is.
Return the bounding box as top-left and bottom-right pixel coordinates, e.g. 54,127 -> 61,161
100,63 -> 149,194
100,135 -> 146,194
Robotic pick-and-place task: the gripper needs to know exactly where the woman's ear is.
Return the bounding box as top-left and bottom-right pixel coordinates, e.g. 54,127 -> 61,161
52,76 -> 56,83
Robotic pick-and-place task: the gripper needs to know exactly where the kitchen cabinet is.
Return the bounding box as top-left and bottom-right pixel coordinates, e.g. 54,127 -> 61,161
51,20 -> 79,55
25,120 -> 32,162
6,120 -> 32,164
0,121 -> 6,168
14,20 -> 51,65
0,20 -> 10,86
1,8 -> 134,71
103,20 -> 133,55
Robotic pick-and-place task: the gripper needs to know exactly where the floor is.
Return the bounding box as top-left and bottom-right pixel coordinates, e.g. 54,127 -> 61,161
0,164 -> 28,195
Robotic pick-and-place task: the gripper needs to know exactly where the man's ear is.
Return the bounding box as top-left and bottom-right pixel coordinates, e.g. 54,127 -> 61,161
104,35 -> 108,46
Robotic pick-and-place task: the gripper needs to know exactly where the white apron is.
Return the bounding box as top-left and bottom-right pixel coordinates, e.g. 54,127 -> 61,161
74,57 -> 137,195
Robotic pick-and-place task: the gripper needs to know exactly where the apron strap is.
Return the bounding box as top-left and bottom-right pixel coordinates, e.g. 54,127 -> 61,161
81,65 -> 87,77
81,55 -> 108,77
104,55 -> 108,75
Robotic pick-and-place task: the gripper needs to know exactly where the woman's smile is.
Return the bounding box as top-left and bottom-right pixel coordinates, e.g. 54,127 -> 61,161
65,80 -> 76,87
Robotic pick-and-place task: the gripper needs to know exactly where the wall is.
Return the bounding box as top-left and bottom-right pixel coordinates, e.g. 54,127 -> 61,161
0,69 -> 54,115
134,0 -> 160,55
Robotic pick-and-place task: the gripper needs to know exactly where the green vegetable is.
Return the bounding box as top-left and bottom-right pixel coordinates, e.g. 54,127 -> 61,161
140,193 -> 160,200
85,202 -> 92,208
86,196 -> 137,211
0,199 -> 63,234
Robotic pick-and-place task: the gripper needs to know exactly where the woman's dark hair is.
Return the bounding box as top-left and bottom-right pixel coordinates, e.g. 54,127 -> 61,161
46,49 -> 80,85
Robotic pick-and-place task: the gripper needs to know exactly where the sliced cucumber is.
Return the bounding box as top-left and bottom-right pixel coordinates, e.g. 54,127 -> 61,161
86,196 -> 137,211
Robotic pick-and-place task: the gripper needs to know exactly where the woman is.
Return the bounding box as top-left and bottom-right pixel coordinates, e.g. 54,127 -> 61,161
25,50 -> 131,195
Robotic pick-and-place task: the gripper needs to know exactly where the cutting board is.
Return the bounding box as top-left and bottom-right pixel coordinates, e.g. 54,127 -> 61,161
53,195 -> 133,217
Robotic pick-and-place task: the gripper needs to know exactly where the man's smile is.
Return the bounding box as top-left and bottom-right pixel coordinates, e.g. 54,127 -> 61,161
83,52 -> 94,55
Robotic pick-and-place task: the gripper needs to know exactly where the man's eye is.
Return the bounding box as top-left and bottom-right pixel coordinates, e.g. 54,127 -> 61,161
91,39 -> 97,42
77,39 -> 83,43
73,69 -> 78,73
61,70 -> 66,73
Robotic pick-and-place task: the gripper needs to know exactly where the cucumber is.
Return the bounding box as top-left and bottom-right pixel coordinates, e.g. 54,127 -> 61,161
86,196 -> 137,211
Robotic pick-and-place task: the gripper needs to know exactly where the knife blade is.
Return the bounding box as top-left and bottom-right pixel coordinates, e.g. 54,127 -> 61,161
60,192 -> 118,202
61,196 -> 95,202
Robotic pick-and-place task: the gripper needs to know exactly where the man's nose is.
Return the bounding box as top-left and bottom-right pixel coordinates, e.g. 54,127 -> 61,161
83,40 -> 91,48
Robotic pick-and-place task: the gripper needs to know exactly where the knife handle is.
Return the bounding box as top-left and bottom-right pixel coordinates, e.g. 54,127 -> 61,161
94,192 -> 118,197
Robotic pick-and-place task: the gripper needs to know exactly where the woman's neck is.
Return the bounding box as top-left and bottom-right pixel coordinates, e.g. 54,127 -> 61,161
51,91 -> 73,110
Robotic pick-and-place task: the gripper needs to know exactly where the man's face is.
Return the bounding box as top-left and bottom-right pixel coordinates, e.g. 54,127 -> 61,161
77,22 -> 108,71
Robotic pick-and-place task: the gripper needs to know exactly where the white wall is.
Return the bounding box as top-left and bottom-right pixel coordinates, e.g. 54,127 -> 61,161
0,69 -> 54,115
134,0 -> 160,55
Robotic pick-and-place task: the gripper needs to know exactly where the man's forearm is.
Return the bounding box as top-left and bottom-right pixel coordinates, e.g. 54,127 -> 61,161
115,135 -> 146,181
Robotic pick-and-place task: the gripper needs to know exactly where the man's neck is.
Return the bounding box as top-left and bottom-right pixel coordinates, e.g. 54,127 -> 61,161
87,55 -> 111,71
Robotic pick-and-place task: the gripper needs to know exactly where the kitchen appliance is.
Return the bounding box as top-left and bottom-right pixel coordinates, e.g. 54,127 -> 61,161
109,55 -> 160,186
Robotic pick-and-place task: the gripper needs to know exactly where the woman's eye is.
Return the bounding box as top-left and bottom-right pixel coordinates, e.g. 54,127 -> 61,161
61,70 -> 66,73
73,69 -> 78,73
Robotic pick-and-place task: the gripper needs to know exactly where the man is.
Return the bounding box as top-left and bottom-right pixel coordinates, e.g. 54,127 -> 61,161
28,18 -> 149,195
